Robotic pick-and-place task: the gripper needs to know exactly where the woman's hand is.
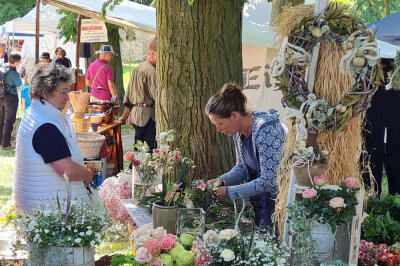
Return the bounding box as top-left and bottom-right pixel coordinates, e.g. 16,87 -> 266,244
213,187 -> 227,201
84,166 -> 97,184
208,178 -> 224,188
207,178 -> 220,186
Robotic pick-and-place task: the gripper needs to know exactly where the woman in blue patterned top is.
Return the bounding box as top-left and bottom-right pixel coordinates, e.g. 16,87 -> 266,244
206,83 -> 285,231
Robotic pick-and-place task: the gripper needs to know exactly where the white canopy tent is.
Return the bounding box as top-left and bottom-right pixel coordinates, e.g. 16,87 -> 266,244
42,0 -> 156,33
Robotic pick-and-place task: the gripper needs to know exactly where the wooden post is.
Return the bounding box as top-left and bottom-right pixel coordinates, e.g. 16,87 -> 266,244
35,0 -> 40,64
75,15 -> 82,91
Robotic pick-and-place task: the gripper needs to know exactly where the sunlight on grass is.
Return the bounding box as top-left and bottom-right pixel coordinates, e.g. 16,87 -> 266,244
0,151 -> 15,209
122,62 -> 140,91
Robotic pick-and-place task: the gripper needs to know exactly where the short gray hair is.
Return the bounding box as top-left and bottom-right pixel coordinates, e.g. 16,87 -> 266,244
30,63 -> 74,103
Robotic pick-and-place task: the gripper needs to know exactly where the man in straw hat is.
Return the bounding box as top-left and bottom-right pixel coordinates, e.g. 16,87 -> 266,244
119,37 -> 157,151
86,45 -> 117,102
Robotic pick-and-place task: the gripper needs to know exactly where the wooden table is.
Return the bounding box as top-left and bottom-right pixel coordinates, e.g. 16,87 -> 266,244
88,120 -> 123,175
121,199 -> 153,226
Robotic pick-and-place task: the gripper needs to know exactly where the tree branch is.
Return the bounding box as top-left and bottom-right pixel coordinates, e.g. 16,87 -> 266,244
368,0 -> 385,18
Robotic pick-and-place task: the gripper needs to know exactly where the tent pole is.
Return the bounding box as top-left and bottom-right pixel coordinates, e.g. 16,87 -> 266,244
35,0 -> 40,64
75,15 -> 81,91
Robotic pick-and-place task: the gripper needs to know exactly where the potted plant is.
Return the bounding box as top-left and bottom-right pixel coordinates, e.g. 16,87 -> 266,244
291,138 -> 329,186
288,176 -> 360,262
17,198 -> 110,265
124,129 -> 195,234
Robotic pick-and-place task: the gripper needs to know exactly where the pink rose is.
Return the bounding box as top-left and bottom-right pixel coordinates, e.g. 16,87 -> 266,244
145,239 -> 161,256
313,175 -> 326,186
135,247 -> 152,264
196,252 -> 212,266
153,149 -> 160,154
329,197 -> 346,208
344,177 -> 359,189
359,251 -> 365,259
166,233 -> 177,242
148,257 -> 163,266
160,236 -> 175,252
133,160 -> 140,167
203,230 -> 219,243
198,184 -> 206,191
135,234 -> 152,247
124,151 -> 135,161
152,227 -> 167,240
302,188 -> 317,199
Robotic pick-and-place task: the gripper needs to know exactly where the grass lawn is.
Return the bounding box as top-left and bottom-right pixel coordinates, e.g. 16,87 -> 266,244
0,149 -> 15,209
122,62 -> 140,90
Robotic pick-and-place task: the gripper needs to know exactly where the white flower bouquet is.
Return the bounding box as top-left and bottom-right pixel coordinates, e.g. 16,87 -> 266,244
18,199 -> 111,249
192,228 -> 289,265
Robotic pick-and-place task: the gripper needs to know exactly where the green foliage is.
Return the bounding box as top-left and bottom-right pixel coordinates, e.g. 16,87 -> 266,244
288,203 -> 318,265
365,194 -> 400,221
333,0 -> 400,24
110,253 -> 141,266
361,211 -> 400,245
361,193 -> 400,245
57,10 -> 79,43
0,0 -> 35,26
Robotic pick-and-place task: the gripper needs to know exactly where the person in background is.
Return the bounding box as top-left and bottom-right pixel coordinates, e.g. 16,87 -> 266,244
13,44 -> 21,52
119,37 -> 157,151
13,63 -> 96,213
55,48 -> 71,68
0,39 -> 8,64
86,45 -> 117,102
0,52 -> 22,150
40,52 -> 52,64
21,72 -> 32,111
52,47 -> 62,62
206,83 -> 285,232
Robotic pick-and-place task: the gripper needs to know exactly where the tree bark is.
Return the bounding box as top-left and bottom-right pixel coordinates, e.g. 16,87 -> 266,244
89,26 -> 124,107
156,0 -> 243,179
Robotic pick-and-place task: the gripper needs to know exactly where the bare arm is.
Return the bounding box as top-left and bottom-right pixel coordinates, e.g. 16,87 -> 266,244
21,98 -> 26,111
118,107 -> 132,125
108,80 -> 117,96
50,157 -> 93,184
85,79 -> 91,87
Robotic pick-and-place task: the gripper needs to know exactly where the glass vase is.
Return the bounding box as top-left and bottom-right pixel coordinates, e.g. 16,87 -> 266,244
176,208 -> 206,236
132,167 -> 162,201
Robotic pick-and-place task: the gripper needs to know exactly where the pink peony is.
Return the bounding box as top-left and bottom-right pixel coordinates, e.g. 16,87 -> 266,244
135,247 -> 152,264
145,239 -> 161,256
344,177 -> 359,189
313,175 -> 326,186
124,151 -> 135,161
160,236 -> 176,252
196,252 -> 212,266
302,188 -> 317,199
329,197 -> 346,208
133,160 -> 140,167
152,227 -> 167,240
148,257 -> 163,266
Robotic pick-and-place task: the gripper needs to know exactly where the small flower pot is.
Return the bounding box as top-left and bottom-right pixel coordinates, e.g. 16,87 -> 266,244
292,163 -> 328,186
152,201 -> 177,234
310,222 -> 335,260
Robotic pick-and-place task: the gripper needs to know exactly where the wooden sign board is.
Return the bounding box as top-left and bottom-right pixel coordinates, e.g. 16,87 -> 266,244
80,19 -> 108,43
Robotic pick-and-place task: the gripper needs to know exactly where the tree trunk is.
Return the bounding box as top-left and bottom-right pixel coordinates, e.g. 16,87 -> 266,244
156,0 -> 243,179
89,25 -> 124,107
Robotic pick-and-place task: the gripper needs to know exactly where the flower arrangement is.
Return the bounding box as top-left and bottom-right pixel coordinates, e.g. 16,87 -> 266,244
98,169 -> 135,226
126,224 -> 196,265
184,180 -> 219,217
17,199 -> 110,249
297,176 -> 360,233
191,228 -> 289,265
125,129 -> 195,207
358,240 -> 400,266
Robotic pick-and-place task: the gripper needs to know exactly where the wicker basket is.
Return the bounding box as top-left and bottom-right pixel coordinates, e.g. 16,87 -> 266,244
76,133 -> 105,158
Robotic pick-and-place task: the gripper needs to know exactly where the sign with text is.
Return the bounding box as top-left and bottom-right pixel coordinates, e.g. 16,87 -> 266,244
80,19 -> 108,43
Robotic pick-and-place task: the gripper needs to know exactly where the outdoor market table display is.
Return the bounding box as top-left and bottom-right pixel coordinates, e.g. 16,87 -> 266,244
88,120 -> 123,175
